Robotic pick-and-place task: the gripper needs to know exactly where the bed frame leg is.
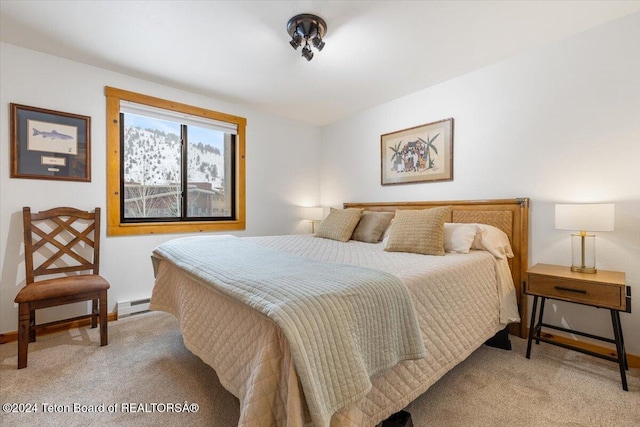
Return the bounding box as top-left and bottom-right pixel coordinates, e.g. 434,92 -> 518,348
379,410 -> 413,427
485,327 -> 512,350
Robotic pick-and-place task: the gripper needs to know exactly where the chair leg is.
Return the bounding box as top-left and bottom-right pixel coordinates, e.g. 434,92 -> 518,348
99,291 -> 108,346
17,304 -> 30,369
29,309 -> 36,342
91,299 -> 98,328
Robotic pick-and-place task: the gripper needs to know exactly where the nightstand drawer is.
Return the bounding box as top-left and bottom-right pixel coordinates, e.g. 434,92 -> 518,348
527,275 -> 624,310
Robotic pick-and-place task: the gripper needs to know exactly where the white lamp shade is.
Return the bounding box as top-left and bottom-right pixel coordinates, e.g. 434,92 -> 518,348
301,207 -> 324,221
555,203 -> 615,232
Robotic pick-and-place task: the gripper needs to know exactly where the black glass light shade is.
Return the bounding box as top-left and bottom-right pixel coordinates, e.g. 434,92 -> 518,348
312,35 -> 325,51
289,34 -> 302,50
301,45 -> 314,61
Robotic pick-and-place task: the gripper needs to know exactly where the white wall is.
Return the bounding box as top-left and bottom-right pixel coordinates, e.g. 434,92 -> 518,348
0,42 -> 321,332
321,13 -> 640,354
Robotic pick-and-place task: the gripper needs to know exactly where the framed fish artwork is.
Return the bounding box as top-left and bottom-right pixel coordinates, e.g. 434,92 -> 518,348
10,103 -> 91,182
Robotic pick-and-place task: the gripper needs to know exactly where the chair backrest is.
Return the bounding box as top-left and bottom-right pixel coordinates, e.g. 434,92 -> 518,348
23,207 -> 101,284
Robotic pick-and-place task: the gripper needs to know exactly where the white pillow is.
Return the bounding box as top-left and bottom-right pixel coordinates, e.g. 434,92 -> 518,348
471,224 -> 514,259
444,223 -> 477,254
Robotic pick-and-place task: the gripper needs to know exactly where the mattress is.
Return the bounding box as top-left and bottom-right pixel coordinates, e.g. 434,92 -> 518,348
150,234 -> 517,426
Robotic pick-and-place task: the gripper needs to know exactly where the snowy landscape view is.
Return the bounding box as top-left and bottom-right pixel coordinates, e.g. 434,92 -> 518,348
123,125 -> 225,189
122,114 -> 230,218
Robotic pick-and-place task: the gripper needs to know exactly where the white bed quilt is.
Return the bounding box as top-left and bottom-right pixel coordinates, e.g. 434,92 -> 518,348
150,234 -> 517,426
152,235 -> 426,427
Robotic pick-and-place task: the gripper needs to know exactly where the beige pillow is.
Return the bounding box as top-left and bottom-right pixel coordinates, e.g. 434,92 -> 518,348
315,208 -> 363,242
384,206 -> 451,255
351,211 -> 394,243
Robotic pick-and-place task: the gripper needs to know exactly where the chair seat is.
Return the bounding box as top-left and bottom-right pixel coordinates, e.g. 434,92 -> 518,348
14,275 -> 110,303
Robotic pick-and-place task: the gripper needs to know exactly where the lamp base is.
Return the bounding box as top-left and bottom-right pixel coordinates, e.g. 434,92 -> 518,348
571,266 -> 597,274
570,233 -> 597,274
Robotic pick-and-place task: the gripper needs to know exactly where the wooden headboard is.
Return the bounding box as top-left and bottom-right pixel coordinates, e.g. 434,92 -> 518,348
344,198 -> 530,338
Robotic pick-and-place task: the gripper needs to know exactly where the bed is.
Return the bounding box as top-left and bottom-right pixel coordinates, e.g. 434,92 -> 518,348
150,198 -> 529,427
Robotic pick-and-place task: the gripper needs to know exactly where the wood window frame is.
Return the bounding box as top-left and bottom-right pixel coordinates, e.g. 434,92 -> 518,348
105,87 -> 246,236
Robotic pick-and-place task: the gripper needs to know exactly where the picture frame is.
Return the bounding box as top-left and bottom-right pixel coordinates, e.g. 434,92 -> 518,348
10,103 -> 91,182
381,118 -> 453,185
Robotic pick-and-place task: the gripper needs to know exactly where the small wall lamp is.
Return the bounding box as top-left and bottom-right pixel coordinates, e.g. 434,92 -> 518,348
301,206 -> 324,233
555,203 -> 615,273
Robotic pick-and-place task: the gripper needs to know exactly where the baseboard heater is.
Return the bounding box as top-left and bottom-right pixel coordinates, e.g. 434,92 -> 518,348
117,297 -> 151,317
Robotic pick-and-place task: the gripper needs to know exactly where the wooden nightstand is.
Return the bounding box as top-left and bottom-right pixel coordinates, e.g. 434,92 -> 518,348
525,263 -> 631,391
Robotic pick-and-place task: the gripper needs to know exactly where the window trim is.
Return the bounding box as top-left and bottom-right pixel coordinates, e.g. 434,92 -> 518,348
105,86 -> 246,236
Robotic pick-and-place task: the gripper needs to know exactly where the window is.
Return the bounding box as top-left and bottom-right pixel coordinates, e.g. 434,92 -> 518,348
106,87 -> 246,236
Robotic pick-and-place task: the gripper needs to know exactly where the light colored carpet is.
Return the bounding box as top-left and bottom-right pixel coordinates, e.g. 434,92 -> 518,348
0,311 -> 638,426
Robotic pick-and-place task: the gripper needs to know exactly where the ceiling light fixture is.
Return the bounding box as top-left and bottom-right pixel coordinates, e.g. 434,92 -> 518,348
287,14 -> 327,61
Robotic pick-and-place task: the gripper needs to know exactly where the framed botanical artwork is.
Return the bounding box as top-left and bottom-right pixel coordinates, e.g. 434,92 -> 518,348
10,103 -> 91,182
381,118 -> 453,185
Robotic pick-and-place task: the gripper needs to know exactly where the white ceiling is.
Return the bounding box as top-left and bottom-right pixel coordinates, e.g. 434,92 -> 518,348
2,1 -> 639,126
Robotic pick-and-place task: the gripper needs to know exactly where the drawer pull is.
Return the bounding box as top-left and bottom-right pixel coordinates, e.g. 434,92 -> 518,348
555,286 -> 587,294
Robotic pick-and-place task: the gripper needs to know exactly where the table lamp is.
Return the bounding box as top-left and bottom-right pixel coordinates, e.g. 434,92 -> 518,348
555,203 -> 614,273
301,207 -> 324,233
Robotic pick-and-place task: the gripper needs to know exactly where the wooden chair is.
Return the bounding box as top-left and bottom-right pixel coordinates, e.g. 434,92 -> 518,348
14,207 -> 110,369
